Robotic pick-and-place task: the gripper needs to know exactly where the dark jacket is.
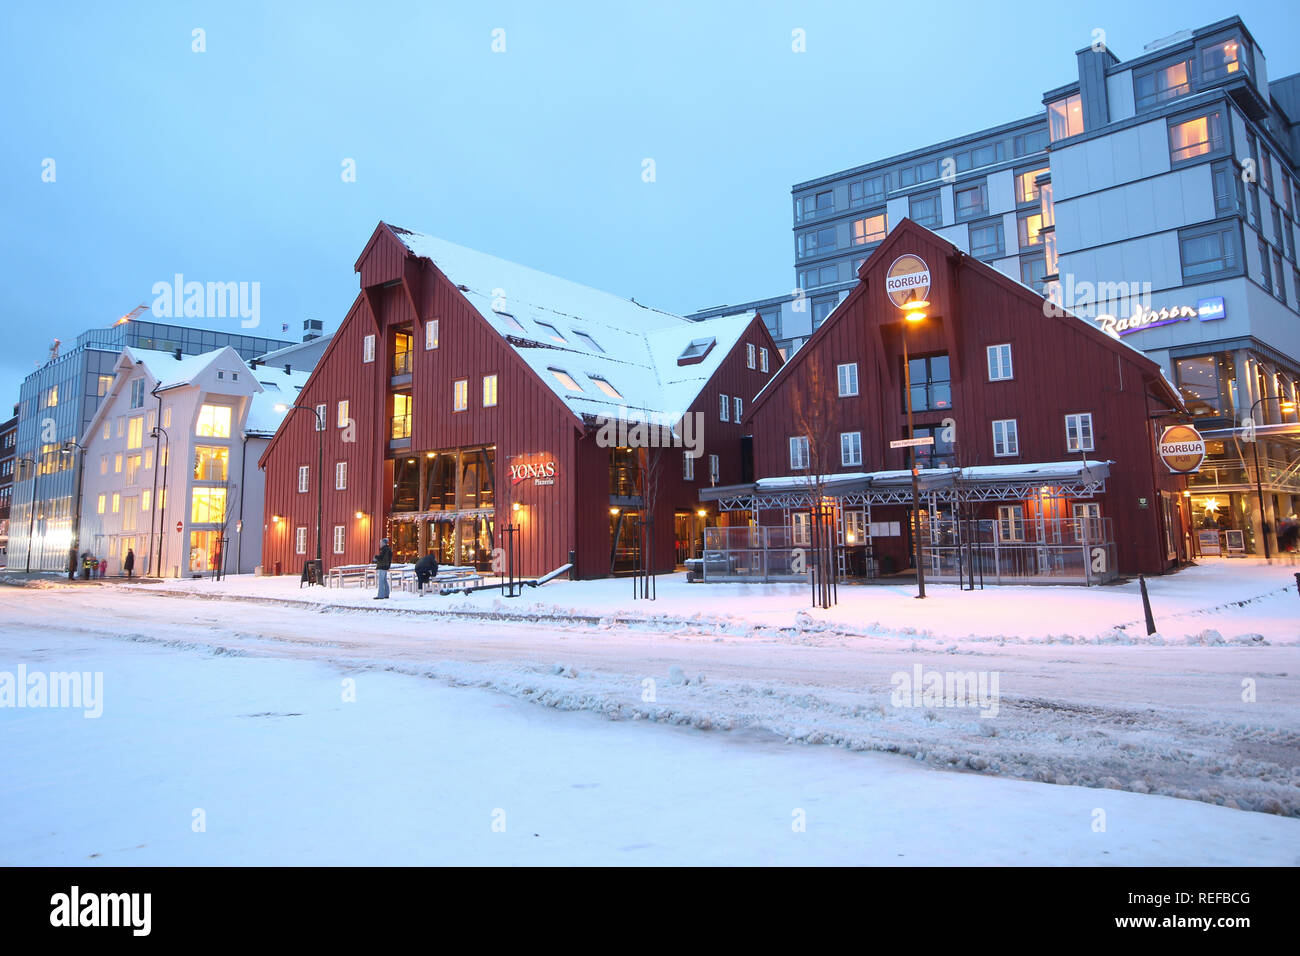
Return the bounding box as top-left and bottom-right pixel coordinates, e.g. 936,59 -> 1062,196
414,553 -> 439,577
375,545 -> 393,570
124,550 -> 135,572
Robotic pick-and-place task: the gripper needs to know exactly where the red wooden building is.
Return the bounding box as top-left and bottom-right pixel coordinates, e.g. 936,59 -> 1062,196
703,218 -> 1190,584
259,222 -> 781,579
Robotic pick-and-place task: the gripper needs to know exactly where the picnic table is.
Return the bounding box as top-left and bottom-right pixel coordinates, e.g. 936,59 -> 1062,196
326,562 -> 483,592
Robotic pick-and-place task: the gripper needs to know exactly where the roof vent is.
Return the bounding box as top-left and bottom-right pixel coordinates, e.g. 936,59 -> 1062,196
284,364 -> 291,374
173,348 -> 182,360
677,337 -> 716,366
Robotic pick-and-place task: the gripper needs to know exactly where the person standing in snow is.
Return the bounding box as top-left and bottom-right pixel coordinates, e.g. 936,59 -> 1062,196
374,537 -> 392,599
124,548 -> 135,578
68,546 -> 78,581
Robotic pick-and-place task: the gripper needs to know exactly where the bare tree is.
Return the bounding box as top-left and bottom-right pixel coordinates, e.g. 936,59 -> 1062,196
789,355 -> 839,607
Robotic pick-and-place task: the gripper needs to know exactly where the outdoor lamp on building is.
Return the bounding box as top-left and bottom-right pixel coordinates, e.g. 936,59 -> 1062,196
274,403 -> 325,567
899,304 -> 927,599
1248,395 -> 1297,559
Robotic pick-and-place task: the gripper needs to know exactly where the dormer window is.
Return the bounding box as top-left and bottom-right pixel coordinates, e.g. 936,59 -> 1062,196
589,376 -> 623,399
549,368 -> 582,391
535,321 -> 567,343
677,337 -> 716,366
493,310 -> 526,334
572,330 -> 603,352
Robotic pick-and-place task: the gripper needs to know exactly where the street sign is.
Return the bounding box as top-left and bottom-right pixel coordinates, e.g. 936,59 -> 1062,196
890,436 -> 935,449
885,254 -> 931,308
176,521 -> 183,533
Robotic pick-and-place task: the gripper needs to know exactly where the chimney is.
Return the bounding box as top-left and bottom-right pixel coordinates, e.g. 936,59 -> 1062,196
173,348 -> 182,360
284,364 -> 291,374
303,318 -> 323,342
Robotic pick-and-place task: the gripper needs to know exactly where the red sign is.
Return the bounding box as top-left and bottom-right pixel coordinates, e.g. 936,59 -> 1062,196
510,460 -> 557,486
176,521 -> 183,533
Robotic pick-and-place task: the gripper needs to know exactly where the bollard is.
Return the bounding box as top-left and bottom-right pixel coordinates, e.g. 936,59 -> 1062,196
1138,574 -> 1156,635
1295,572 -> 1300,598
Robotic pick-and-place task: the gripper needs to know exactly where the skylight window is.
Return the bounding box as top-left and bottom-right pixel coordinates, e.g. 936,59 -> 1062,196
535,321 -> 567,343
573,330 -> 604,352
259,381 -> 280,390
589,376 -> 623,399
549,368 -> 583,392
493,310 -> 526,334
677,336 -> 716,366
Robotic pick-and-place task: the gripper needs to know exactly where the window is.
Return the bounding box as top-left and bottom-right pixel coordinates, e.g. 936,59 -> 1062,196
997,505 -> 1025,542
1135,60 -> 1190,109
852,214 -> 887,245
969,220 -> 1004,259
987,344 -> 1013,381
311,403 -> 324,430
719,394 -> 729,422
97,374 -> 113,398
117,417 -> 125,437
841,431 -> 862,466
1272,248 -> 1286,304
708,454 -> 719,483
911,425 -> 956,469
392,393 -> 412,439
196,404 -> 231,438
335,461 -> 347,491
905,354 -> 951,411
733,396 -> 742,422
363,334 -> 375,363
99,455 -> 108,475
1018,211 -> 1044,248
114,453 -> 122,474
789,436 -> 810,470
955,182 -> 988,221
298,465 -> 310,493
759,348 -> 769,373
992,419 -> 1019,457
43,385 -> 58,408
905,193 -> 938,228
1015,167 -> 1049,204
337,400 -> 349,429
193,446 -> 228,481
129,379 -> 146,409
848,175 -> 886,208
1047,93 -> 1083,141
97,494 -> 105,515
746,343 -> 756,369
589,376 -> 622,400
127,416 -> 144,449
1212,160 -> 1244,215
548,369 -> 581,392
535,321 -> 567,344
483,374 -> 499,407
425,318 -> 440,350
191,487 -> 227,524
683,452 -> 695,481
112,493 -> 120,514
295,527 -> 307,555
1201,38 -> 1244,81
1179,222 -> 1239,280
796,190 -> 834,221
1168,112 -> 1224,163
453,379 -> 469,410
573,330 -> 603,352
837,362 -> 859,397
142,490 -> 150,512
333,525 -> 346,555
102,421 -> 110,440
392,331 -> 413,376
791,512 -> 810,547
1014,129 -> 1050,156
1021,256 -> 1048,294
797,227 -> 837,257
812,299 -> 836,328
1072,503 -> 1102,542
494,310 -> 526,334
1065,412 -> 1094,452
800,264 -> 839,288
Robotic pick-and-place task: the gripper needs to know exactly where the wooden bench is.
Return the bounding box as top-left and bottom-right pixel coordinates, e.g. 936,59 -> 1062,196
326,564 -> 372,588
409,566 -> 482,594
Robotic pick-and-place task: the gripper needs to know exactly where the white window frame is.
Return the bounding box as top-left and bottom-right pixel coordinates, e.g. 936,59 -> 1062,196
997,505 -> 1025,542
759,347 -> 769,373
298,465 -> 310,493
425,318 -> 440,350
315,403 -> 326,431
733,396 -> 743,422
789,436 -> 810,470
363,334 -> 375,363
483,374 -> 498,408
683,452 -> 695,481
791,512 -> 811,546
1072,502 -> 1101,542
841,431 -> 862,466
335,461 -> 347,491
746,343 -> 756,369
992,419 -> 1019,457
837,362 -> 859,397
719,394 -> 729,422
333,525 -> 346,555
337,400 -> 349,429
1065,412 -> 1094,452
986,343 -> 1013,381
453,379 -> 468,412
708,454 -> 719,483
295,526 -> 307,555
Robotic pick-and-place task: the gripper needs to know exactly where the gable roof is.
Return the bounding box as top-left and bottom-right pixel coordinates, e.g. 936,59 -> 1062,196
389,225 -> 756,423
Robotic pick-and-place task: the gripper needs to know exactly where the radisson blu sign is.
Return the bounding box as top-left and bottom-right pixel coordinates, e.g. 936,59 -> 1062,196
1097,297 -> 1227,336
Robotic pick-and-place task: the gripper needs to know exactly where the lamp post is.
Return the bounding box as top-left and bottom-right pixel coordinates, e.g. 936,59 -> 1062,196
150,426 -> 169,576
1248,395 -> 1297,559
18,455 -> 37,574
276,403 -> 325,570
62,439 -> 86,563
899,302 -> 928,599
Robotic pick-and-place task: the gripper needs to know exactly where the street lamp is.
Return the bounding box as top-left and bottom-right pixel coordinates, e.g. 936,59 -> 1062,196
62,439 -> 86,567
1247,395 -> 1297,559
276,403 -> 325,571
900,302 -> 928,599
17,455 -> 37,574
150,426 -> 169,576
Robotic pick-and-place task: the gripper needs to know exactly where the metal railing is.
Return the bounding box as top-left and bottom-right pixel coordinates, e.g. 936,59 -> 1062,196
699,526 -> 820,582
921,515 -> 1116,585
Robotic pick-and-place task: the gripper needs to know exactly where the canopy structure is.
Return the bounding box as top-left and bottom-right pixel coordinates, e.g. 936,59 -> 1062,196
700,461 -> 1112,511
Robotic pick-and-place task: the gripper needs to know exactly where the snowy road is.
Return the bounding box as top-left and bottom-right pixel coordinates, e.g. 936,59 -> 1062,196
1,572 -> 1298,864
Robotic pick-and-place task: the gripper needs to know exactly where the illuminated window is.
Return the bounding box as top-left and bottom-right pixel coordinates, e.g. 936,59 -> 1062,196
43,385 -> 58,408
337,400 -> 349,429
589,376 -> 622,400
162,407 -> 171,429
392,393 -> 412,438
193,446 -> 229,481
1047,94 -> 1083,141
1169,112 -> 1224,163
127,416 -> 144,449
392,332 -> 413,376
142,490 -> 151,512
125,454 -> 141,484
97,494 -> 106,514
1135,60 -> 1190,110
425,318 -> 439,350
363,334 -> 375,363
97,375 -> 113,397
196,404 -> 231,438
111,493 -> 120,514
1018,212 -> 1044,248
1015,168 -> 1049,204
483,374 -> 499,407
1202,39 -> 1244,81
453,379 -> 468,411
852,214 -> 887,245
114,453 -> 122,474
548,369 -> 582,392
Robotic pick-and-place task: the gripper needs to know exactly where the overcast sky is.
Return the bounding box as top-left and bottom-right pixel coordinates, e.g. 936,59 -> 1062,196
2,0 -> 1297,406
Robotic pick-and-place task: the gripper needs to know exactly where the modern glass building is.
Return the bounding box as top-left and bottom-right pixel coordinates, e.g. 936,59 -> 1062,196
9,319 -> 293,571
694,16 -> 1299,555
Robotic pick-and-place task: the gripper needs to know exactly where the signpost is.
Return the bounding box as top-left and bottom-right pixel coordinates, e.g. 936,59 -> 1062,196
885,255 -> 932,309
890,436 -> 935,449
1157,425 -> 1206,474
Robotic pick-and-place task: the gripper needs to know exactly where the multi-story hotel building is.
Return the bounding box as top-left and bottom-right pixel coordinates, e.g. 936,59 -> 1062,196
0,410 -> 16,567
695,16 -> 1299,554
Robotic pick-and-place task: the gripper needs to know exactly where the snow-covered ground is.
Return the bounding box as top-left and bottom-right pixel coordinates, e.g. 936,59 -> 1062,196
1,561 -> 1297,864
1,626 -> 1295,866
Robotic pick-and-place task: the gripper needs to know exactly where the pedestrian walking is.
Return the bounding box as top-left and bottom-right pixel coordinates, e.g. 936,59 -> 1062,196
374,537 -> 392,600
80,551 -> 93,580
98,556 -> 107,579
68,546 -> 78,582
124,548 -> 136,578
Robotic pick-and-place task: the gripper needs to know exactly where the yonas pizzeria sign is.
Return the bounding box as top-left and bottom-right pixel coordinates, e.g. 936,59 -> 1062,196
1157,425 -> 1205,473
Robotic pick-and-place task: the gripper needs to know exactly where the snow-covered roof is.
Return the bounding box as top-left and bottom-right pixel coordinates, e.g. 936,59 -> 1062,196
391,227 -> 757,423
709,461 -> 1113,498
122,346 -> 230,391
245,365 -> 309,437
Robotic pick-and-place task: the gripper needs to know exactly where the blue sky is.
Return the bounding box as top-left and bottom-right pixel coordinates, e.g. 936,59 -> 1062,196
1,0 -> 1297,403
